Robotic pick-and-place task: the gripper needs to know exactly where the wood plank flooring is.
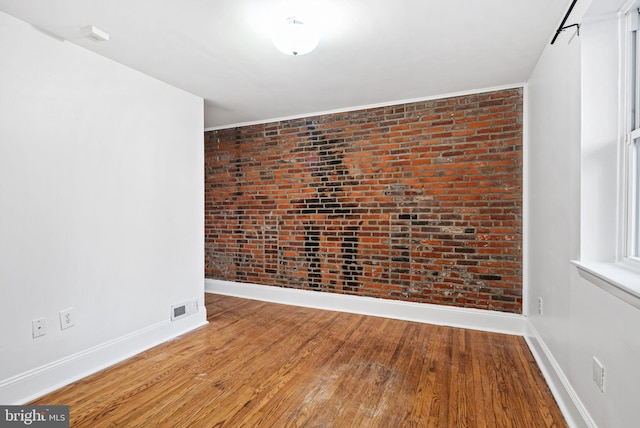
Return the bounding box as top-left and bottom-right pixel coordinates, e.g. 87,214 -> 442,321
31,294 -> 567,427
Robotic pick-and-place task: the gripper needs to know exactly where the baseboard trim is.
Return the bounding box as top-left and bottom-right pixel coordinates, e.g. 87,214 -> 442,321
0,310 -> 208,405
2,281 -> 587,427
524,322 -> 596,428
205,279 -> 525,335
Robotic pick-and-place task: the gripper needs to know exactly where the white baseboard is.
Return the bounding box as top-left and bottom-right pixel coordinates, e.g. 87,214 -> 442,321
0,310 -> 208,405
1,280 -> 589,428
524,322 -> 596,428
205,279 -> 525,335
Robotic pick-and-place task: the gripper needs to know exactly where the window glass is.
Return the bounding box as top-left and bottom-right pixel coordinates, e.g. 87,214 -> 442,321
627,8 -> 640,263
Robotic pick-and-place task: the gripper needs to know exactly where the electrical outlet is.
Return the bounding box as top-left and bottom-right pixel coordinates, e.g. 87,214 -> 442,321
537,297 -> 543,315
32,318 -> 46,338
59,308 -> 75,330
592,357 -> 605,392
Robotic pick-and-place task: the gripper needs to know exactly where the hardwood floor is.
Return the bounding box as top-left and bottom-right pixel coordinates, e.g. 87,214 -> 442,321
32,294 -> 567,427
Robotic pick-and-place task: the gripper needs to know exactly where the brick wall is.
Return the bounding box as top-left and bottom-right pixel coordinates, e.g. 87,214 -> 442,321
205,88 -> 523,313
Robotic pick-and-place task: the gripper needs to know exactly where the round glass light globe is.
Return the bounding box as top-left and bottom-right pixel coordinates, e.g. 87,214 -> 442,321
272,17 -> 319,56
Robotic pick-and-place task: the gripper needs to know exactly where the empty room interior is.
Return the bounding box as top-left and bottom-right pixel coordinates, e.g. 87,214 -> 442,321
1,0 -> 639,427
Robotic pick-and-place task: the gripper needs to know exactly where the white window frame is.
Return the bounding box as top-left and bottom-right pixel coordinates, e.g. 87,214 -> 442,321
623,5 -> 640,269
574,2 -> 640,310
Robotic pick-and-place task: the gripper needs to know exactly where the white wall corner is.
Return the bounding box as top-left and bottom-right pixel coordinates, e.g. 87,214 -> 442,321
524,322 -> 597,428
0,311 -> 207,405
522,82 -> 530,318
205,279 -> 525,336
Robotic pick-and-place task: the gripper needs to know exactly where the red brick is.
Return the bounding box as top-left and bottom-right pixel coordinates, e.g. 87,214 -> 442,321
204,88 -> 523,313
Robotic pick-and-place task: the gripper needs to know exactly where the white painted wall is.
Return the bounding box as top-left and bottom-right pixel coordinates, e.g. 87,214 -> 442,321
527,1 -> 640,427
0,11 -> 205,403
526,6 -> 582,375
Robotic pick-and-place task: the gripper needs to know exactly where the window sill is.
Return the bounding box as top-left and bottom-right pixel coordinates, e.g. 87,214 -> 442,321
571,261 -> 640,310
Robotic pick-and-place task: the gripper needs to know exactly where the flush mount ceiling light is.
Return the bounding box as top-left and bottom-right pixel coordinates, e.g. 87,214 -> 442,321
271,17 -> 319,56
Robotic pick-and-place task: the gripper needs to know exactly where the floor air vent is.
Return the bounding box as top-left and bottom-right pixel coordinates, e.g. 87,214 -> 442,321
171,300 -> 198,321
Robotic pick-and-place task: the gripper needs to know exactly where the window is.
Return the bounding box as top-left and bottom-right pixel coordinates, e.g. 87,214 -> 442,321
624,7 -> 640,265
572,2 -> 640,308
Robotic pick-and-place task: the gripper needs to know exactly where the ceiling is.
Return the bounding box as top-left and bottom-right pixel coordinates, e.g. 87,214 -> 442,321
0,0 -> 572,129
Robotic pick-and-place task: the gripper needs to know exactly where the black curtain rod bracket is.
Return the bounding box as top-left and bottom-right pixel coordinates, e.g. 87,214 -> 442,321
551,0 -> 579,45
